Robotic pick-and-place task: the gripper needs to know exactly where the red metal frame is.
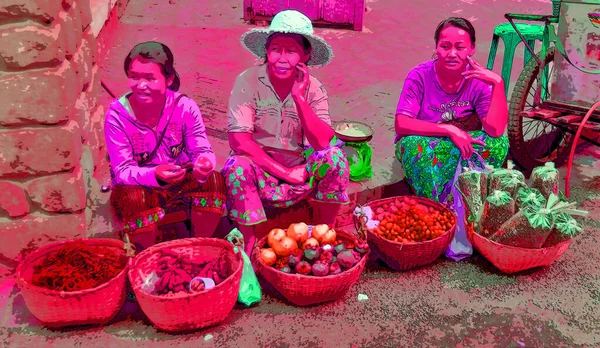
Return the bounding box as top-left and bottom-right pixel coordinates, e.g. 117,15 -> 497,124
565,100 -> 600,198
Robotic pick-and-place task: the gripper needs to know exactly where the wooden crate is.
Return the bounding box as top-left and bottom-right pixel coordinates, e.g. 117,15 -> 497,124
243,0 -> 365,31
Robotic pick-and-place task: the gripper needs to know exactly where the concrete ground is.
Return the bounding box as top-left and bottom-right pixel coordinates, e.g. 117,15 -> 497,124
3,0 -> 600,346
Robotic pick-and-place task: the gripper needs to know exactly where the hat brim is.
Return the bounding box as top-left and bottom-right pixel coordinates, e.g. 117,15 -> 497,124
240,29 -> 333,67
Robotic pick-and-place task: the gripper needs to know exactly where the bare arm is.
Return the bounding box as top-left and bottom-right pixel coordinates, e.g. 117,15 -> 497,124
480,80 -> 508,138
466,56 -> 508,138
229,132 -> 291,181
294,95 -> 334,150
292,66 -> 334,150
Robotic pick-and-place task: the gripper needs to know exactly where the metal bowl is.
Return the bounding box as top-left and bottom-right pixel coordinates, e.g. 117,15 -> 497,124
333,121 -> 374,143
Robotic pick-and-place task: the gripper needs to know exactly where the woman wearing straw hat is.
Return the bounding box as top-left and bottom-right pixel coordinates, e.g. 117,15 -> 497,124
223,10 -> 350,254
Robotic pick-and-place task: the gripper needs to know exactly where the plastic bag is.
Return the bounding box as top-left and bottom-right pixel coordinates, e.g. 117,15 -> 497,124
343,141 -> 373,182
226,228 -> 261,307
515,187 -> 546,211
445,190 -> 472,261
444,153 -> 488,261
491,208 -> 553,248
542,197 -> 589,247
480,190 -> 515,238
491,194 -> 587,248
458,168 -> 487,216
531,162 -> 559,199
488,160 -> 527,197
543,212 -> 584,247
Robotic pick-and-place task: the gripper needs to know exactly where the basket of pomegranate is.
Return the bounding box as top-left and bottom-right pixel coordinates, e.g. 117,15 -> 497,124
252,223 -> 369,306
353,196 -> 456,271
128,238 -> 243,332
459,161 -> 588,274
15,238 -> 130,327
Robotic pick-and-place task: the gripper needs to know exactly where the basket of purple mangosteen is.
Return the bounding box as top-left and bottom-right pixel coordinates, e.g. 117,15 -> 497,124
252,222 -> 369,306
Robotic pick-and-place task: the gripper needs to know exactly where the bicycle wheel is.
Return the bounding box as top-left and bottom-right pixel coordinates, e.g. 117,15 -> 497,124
508,47 -> 572,171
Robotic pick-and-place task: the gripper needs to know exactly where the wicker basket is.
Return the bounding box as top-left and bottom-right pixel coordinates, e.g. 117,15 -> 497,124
15,238 -> 129,327
353,196 -> 456,271
128,238 -> 243,332
466,223 -> 571,274
252,229 -> 368,306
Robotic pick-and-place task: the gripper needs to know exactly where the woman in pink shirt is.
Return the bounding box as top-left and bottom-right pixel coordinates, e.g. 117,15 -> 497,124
224,10 -> 350,255
395,18 -> 510,203
105,42 -> 226,250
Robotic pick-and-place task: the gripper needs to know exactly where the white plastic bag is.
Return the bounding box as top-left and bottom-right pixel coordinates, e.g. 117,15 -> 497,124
444,153 -> 488,261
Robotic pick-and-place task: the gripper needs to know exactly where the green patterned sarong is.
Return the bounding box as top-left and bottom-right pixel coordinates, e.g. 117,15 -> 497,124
395,130 -> 509,203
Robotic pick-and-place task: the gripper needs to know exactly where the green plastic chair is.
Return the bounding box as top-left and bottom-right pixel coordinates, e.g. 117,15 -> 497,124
486,22 -> 545,96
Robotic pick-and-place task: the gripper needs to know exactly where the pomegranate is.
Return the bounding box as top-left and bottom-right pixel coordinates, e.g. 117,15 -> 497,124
267,228 -> 286,248
312,224 -> 329,243
260,248 -> 277,266
287,222 -> 309,243
302,238 -> 319,249
272,236 -> 298,257
321,229 -> 337,245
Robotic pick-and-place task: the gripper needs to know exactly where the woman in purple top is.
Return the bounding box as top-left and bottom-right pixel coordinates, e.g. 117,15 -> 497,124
395,17 -> 509,202
105,42 -> 226,250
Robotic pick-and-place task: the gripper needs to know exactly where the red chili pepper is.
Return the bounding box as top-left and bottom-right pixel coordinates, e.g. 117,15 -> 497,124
31,242 -> 126,292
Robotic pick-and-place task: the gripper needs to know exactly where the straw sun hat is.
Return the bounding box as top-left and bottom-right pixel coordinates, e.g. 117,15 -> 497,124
240,10 -> 333,66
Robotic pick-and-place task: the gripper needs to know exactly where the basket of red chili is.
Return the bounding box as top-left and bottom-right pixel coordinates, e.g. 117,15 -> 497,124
354,196 -> 456,271
16,238 -> 130,327
128,237 -> 243,332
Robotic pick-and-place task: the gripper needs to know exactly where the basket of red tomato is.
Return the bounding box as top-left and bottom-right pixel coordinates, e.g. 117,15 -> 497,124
252,222 -> 369,306
353,196 -> 456,271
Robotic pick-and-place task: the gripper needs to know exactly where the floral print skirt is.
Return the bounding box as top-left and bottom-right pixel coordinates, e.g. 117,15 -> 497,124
395,130 -> 509,203
222,146 -> 351,226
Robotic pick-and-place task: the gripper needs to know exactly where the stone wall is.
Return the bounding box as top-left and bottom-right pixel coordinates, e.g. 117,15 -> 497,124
0,0 -> 114,268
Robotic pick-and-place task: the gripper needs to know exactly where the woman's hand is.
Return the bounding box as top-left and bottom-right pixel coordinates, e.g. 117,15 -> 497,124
285,165 -> 309,185
192,155 -> 213,181
291,62 -> 310,100
155,164 -> 186,184
447,126 -> 486,159
462,56 -> 503,86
